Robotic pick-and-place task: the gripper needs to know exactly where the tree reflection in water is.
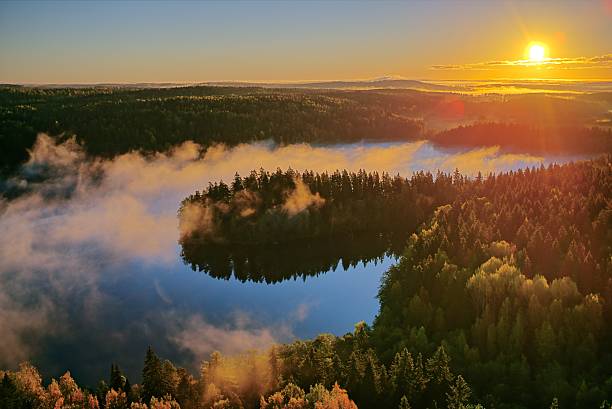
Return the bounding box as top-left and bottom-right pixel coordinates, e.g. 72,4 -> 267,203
180,231 -> 408,283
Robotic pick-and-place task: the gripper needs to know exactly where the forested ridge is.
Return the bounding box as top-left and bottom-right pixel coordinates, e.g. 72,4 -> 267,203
2,157 -> 611,409
430,122 -> 611,154
0,86 -> 424,174
2,86 -> 610,175
372,157 -> 612,408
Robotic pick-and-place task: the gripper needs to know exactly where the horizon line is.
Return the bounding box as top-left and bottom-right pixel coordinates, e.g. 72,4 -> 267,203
4,77 -> 612,87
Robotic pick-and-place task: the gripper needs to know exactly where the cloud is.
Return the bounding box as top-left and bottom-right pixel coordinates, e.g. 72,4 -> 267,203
169,301 -> 312,364
169,311 -> 293,361
421,146 -> 544,175
0,292 -> 58,366
178,200 -> 217,240
290,302 -> 315,322
431,53 -> 612,71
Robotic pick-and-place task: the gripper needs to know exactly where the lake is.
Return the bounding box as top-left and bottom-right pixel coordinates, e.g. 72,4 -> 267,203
0,136 -> 582,385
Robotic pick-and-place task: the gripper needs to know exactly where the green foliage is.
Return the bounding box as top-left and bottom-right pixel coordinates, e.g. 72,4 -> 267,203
0,373 -> 27,409
142,346 -> 177,404
398,395 -> 411,409
446,375 -> 471,409
374,157 -> 612,408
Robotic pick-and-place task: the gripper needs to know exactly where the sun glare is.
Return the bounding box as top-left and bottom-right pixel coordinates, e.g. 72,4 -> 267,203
527,43 -> 546,62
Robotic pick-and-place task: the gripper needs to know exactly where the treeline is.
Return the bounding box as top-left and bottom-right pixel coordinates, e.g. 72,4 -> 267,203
178,168 -> 459,281
274,325 -> 479,409
179,168 -> 458,244
429,122 -> 612,154
0,346 -> 359,409
0,335 -> 481,409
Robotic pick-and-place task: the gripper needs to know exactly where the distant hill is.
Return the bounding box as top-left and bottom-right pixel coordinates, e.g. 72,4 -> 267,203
10,78 -> 612,94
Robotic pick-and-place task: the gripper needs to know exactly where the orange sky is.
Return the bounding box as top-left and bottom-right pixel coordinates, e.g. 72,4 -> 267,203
0,1 -> 610,83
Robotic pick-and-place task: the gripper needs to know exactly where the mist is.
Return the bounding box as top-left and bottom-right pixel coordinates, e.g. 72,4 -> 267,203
0,134 -> 568,382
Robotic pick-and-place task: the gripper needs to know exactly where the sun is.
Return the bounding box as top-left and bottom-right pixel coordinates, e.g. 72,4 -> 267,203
527,43 -> 546,62
529,45 -> 545,61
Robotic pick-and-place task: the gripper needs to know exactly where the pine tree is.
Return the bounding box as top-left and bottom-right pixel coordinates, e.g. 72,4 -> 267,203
161,360 -> 178,397
398,395 -> 411,409
142,346 -> 163,403
109,364 -> 125,391
446,375 -> 471,409
390,348 -> 425,402
426,346 -> 452,385
0,374 -> 21,409
176,368 -> 196,409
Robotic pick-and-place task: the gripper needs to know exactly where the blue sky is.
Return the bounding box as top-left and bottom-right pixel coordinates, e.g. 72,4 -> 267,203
1,1 -> 610,83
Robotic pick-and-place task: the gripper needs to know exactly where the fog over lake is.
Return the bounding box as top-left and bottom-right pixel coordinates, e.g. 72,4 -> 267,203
0,135 -> 581,384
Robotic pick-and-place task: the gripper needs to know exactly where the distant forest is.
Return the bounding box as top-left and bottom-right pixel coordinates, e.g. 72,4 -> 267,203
430,122 -> 611,154
1,86 -> 610,174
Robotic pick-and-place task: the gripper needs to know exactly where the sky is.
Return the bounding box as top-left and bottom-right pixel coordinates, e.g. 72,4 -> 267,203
0,0 -> 611,84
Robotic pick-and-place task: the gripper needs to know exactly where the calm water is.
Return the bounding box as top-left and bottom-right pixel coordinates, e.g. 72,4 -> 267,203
0,137 -> 583,385
39,250 -> 395,385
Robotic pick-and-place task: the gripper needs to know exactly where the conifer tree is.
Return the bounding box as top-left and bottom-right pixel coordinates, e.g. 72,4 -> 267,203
142,346 -> 163,403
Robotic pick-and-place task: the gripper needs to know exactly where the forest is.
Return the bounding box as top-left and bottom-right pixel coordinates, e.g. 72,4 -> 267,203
1,85 -> 610,175
2,156 -> 610,408
0,83 -> 611,408
177,157 -> 610,408
430,122 -> 611,154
